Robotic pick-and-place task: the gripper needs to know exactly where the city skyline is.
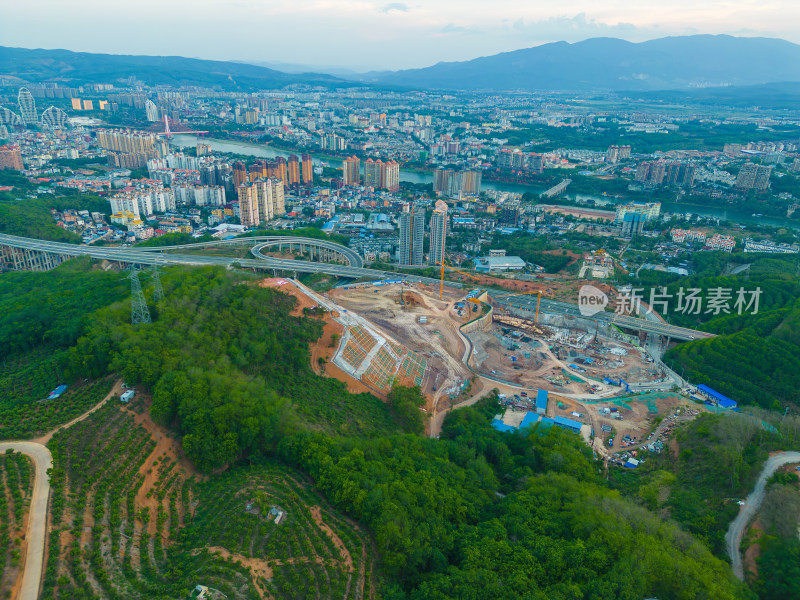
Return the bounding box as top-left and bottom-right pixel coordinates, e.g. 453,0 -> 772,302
4,0 -> 800,70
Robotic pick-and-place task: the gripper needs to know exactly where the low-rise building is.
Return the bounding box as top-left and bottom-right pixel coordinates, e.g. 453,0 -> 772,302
474,255 -> 526,272
705,233 -> 735,253
743,238 -> 799,254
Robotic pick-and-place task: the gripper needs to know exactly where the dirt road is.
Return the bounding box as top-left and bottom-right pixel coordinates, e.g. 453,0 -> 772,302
725,451 -> 800,580
0,378 -> 122,600
0,442 -> 52,600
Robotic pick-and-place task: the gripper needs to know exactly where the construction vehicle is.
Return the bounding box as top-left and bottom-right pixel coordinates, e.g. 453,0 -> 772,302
437,260 -> 480,300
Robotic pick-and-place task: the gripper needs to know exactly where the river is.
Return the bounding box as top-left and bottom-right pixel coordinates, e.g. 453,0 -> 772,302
171,134 -> 544,194
172,134 -> 797,229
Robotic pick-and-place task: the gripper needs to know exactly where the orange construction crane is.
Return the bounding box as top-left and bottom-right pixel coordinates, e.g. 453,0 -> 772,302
437,261 -> 480,300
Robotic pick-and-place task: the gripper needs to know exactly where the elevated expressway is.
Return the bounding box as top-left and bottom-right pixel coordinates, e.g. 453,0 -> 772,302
0,233 -> 442,285
495,295 -> 715,342
0,233 -> 713,340
135,235 -> 364,268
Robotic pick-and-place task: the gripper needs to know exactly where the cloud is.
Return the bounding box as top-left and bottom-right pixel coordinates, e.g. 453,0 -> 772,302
507,12 -> 666,41
440,23 -> 467,33
381,2 -> 409,12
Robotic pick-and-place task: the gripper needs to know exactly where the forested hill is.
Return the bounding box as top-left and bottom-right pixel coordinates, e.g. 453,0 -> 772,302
277,400 -> 749,599
369,35 -> 800,91
0,261 -> 753,598
0,46 -> 350,90
639,254 -> 800,411
666,301 -> 800,410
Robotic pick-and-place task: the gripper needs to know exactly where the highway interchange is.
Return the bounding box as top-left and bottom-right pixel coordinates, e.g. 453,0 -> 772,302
0,232 -> 712,340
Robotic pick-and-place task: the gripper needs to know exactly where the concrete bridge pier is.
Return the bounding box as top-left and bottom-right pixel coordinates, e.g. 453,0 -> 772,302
0,246 -> 65,271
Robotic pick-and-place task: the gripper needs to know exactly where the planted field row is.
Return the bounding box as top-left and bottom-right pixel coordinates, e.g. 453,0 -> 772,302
183,464 -> 375,600
42,400 -> 257,600
0,350 -> 65,412
0,374 -> 115,441
0,450 -> 33,598
41,396 -> 377,600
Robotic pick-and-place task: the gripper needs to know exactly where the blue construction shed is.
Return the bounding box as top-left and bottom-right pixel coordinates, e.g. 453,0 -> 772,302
491,418 -> 517,433
519,412 -> 540,431
553,416 -> 583,433
696,384 -> 737,408
536,389 -> 549,415
538,417 -> 555,429
47,384 -> 68,400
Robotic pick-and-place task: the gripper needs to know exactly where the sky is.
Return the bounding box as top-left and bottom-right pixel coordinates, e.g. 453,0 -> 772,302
3,0 -> 799,71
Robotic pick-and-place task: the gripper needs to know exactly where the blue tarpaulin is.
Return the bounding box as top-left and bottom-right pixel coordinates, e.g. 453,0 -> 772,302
697,384 -> 737,408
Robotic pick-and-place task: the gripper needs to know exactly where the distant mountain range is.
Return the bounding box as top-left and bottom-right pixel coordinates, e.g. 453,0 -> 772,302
363,35 -> 800,92
0,46 -> 350,91
4,35 -> 800,96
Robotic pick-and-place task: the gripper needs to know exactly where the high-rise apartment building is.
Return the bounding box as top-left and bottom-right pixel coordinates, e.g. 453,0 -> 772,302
0,145 -> 24,170
238,178 -> 285,227
273,157 -> 287,184
363,158 -> 400,191
301,154 -> 313,185
398,203 -> 425,266
17,87 -> 37,125
433,168 -> 481,197
429,200 -> 448,266
381,160 -> 400,192
287,155 -> 301,186
606,145 -> 631,163
433,168 -> 454,194
736,163 -> 772,191
41,106 -> 69,128
96,129 -> 159,154
343,156 -> 360,185
364,158 -> 382,188
664,162 -> 696,187
232,161 -> 248,188
635,161 -> 667,186
145,100 -> 159,122
460,170 -> 481,194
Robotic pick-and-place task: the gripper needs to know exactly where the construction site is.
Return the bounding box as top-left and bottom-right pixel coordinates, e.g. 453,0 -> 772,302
263,270 -> 700,455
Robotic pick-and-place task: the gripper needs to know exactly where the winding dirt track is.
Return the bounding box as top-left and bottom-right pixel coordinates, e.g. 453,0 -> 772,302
0,379 -> 122,600
725,451 -> 800,580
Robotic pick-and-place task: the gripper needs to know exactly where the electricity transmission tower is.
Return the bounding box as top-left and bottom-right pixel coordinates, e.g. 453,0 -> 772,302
129,269 -> 151,325
151,265 -> 164,303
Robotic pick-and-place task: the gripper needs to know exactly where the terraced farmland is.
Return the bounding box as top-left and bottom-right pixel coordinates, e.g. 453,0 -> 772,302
42,397 -> 376,600
0,371 -> 116,441
0,450 -> 33,597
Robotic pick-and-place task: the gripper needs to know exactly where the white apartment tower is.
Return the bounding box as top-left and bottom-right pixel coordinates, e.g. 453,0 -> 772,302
429,200 -> 448,266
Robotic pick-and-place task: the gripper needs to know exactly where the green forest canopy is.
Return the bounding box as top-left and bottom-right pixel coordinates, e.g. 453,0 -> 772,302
0,260 -> 771,599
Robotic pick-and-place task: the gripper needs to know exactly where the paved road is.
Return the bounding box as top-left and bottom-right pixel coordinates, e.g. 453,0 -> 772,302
137,235 -> 364,268
0,233 -> 451,288
0,442 -> 53,600
725,451 -> 800,580
0,233 -> 714,340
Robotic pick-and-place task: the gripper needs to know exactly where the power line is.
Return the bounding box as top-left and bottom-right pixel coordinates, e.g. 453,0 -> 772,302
151,265 -> 164,303
129,269 -> 151,325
